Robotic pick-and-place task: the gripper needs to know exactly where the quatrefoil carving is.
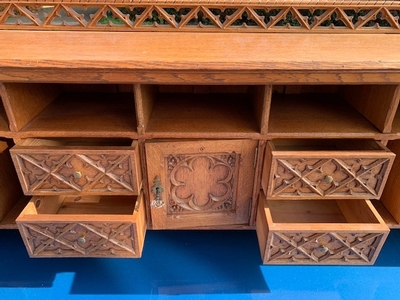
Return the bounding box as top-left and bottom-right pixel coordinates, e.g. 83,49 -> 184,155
168,154 -> 237,213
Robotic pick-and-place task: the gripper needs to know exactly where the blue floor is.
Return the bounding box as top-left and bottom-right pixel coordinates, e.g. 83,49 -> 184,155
1,229 -> 400,300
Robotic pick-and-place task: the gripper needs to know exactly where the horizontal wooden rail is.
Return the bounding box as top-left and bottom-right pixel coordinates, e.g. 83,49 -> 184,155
0,31 -> 399,84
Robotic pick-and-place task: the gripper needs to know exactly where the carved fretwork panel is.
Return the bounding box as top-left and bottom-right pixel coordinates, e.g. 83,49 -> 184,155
18,222 -> 139,257
166,153 -> 238,214
0,1 -> 399,32
266,231 -> 387,265
269,157 -> 392,199
12,152 -> 138,195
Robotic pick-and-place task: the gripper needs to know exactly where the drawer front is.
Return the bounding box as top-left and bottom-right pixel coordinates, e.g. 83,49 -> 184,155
16,194 -> 146,258
262,141 -> 394,199
18,222 -> 141,258
11,145 -> 141,195
256,193 -> 389,265
264,231 -> 387,265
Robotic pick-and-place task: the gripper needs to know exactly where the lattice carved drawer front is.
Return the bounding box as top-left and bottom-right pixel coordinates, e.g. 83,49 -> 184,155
16,193 -> 146,258
262,140 -> 395,199
10,139 -> 142,195
255,193 -> 389,265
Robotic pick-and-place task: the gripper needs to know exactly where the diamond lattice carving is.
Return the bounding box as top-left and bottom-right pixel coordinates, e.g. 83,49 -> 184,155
0,2 -> 399,32
19,222 -> 138,257
270,157 -> 391,198
267,231 -> 386,264
14,152 -> 136,194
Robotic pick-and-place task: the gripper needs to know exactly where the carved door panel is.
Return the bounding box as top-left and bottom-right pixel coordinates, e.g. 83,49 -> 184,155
145,140 -> 258,229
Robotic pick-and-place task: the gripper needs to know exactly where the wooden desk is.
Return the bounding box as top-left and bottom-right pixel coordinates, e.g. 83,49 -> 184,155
1,0 -> 400,264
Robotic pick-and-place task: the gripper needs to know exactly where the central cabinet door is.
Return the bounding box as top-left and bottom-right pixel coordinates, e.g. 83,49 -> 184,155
145,140 -> 258,229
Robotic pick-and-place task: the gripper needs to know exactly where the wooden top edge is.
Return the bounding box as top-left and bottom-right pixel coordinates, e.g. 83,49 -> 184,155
1,0 -> 399,5
0,31 -> 399,72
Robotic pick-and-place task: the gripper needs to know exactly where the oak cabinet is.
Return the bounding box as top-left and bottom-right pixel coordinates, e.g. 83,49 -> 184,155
0,19 -> 400,264
145,139 -> 258,229
1,82 -> 399,263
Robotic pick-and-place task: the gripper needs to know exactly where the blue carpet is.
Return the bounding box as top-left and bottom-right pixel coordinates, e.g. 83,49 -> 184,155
0,228 -> 400,300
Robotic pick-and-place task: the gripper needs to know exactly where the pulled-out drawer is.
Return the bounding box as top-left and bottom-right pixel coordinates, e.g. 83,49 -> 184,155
16,192 -> 146,258
11,138 -> 142,195
256,192 -> 389,265
262,139 -> 395,199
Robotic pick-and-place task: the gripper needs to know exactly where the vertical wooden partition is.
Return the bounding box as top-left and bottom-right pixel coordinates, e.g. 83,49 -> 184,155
0,83 -> 62,132
341,85 -> 400,133
0,140 -> 24,228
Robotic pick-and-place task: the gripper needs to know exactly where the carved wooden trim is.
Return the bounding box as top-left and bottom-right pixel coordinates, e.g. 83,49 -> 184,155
18,222 -> 138,257
0,1 -> 399,32
266,231 -> 387,264
166,153 -> 238,214
269,157 -> 393,199
12,152 -> 138,195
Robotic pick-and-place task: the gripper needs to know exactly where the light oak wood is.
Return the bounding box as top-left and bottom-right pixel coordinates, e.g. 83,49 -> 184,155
256,192 -> 389,265
249,140 -> 266,226
372,200 -> 400,229
251,85 -> 272,135
337,199 -> 384,224
266,198 -> 387,227
381,140 -> 400,224
3,68 -> 400,85
341,85 -> 400,133
0,83 -> 61,132
255,191 -> 269,258
16,89 -> 137,138
145,139 -> 257,229
262,139 -> 395,200
0,196 -> 30,229
0,7 -> 400,262
16,192 -> 146,258
1,0 -> 399,34
0,32 -> 400,84
11,138 -> 142,196
0,95 -> 9,133
0,140 -> 24,224
61,84 -> 119,93
389,97 -> 400,134
134,84 -> 156,135
271,85 -> 400,134
138,85 -> 263,138
268,93 -> 383,136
